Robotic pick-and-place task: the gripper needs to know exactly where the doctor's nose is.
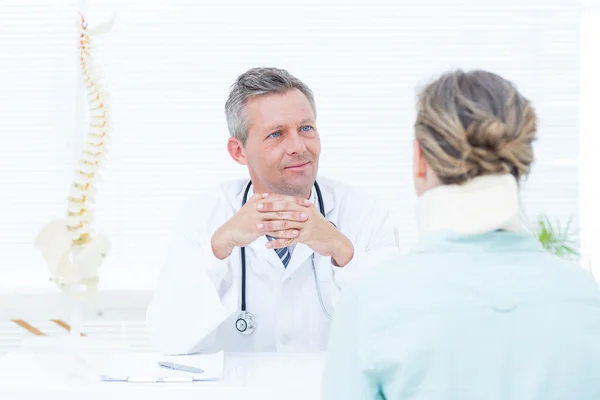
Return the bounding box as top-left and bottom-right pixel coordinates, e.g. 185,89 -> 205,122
285,131 -> 307,155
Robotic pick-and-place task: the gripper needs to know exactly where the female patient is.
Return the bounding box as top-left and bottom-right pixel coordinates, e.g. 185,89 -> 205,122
322,70 -> 600,399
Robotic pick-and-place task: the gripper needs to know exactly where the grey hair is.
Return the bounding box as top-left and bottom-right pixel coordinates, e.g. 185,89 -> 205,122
225,67 -> 317,144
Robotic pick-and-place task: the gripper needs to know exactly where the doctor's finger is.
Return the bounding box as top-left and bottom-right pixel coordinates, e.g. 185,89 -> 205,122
257,200 -> 308,212
261,211 -> 309,222
259,219 -> 304,232
264,229 -> 299,240
249,193 -> 266,201
265,236 -> 297,249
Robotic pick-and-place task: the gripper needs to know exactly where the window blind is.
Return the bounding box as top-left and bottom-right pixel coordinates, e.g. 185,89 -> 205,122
0,1 -> 80,274
0,0 -> 581,281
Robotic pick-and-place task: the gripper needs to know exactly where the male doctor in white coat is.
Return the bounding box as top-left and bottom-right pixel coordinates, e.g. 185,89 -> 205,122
146,67 -> 398,354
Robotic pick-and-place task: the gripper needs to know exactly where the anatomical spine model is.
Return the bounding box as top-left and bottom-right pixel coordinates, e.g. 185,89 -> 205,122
35,13 -> 115,299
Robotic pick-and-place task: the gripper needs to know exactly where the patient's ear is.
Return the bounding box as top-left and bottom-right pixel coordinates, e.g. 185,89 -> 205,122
227,137 -> 247,166
413,139 -> 431,197
413,140 -> 428,179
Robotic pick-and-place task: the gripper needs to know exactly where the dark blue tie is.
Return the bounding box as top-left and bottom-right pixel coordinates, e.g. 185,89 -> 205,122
266,235 -> 291,268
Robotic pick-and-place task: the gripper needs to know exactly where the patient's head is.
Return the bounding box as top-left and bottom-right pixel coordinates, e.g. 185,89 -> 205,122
412,69 -> 537,196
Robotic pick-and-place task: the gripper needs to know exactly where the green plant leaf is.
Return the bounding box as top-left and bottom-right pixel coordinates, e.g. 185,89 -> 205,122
533,215 -> 579,260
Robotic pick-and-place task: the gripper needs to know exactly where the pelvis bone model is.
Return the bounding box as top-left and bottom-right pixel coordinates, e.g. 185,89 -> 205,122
35,12 -> 115,299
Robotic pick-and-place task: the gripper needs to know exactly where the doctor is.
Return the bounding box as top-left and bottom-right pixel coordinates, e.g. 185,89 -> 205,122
146,67 -> 398,354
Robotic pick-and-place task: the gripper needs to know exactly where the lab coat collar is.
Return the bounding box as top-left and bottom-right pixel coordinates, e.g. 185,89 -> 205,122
416,174 -> 528,238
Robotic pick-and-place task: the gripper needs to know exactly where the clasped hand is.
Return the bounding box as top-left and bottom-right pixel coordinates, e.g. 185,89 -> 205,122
212,193 -> 353,266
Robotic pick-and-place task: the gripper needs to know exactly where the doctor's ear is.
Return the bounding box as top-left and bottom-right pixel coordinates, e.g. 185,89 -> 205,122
227,137 -> 248,166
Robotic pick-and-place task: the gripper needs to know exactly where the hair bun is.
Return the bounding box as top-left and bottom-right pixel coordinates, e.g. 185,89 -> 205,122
463,116 -> 533,180
414,69 -> 537,185
467,118 -> 508,152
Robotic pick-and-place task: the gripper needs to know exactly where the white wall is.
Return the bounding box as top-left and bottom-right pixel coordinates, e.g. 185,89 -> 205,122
580,4 -> 600,278
0,0 -> 582,280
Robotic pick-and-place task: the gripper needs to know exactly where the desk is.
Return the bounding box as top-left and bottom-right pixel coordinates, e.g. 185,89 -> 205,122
0,349 -> 326,400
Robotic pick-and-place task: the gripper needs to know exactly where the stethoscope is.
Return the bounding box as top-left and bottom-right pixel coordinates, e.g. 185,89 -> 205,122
235,180 -> 333,335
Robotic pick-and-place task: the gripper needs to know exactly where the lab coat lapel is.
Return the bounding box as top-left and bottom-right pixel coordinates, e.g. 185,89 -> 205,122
247,236 -> 283,270
284,180 -> 336,278
284,243 -> 314,278
319,181 -> 335,216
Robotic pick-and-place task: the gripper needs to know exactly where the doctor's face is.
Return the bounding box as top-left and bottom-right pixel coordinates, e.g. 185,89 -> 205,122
233,89 -> 321,198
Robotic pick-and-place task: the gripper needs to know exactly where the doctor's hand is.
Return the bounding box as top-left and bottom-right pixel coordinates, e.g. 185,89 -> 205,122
257,199 -> 355,268
211,193 -> 311,259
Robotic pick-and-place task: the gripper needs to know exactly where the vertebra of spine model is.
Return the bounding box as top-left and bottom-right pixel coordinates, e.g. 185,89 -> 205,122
35,12 -> 115,299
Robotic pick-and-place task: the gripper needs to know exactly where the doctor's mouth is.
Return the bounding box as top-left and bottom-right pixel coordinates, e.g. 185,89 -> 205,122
284,161 -> 310,170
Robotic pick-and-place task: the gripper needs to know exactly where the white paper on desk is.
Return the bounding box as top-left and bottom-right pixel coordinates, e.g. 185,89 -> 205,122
98,351 -> 224,382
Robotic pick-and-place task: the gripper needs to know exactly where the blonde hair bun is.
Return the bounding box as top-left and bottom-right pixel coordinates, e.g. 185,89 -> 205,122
415,69 -> 537,185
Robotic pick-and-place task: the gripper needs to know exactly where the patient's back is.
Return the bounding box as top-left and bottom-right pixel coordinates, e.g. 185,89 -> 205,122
359,231 -> 600,399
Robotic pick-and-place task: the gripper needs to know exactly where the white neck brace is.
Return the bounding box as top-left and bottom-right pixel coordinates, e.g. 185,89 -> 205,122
416,174 -> 527,237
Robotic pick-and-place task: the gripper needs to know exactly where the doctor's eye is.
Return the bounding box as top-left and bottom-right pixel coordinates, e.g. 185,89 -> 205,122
268,131 -> 281,139
300,125 -> 313,132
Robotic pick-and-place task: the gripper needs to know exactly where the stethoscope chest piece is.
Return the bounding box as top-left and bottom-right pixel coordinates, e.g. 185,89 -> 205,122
235,311 -> 255,335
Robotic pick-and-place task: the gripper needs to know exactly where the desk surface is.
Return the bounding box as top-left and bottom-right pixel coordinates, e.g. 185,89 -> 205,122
0,349 -> 326,400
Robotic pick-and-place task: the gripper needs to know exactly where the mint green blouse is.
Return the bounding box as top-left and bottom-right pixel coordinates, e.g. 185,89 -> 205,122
323,231 -> 600,399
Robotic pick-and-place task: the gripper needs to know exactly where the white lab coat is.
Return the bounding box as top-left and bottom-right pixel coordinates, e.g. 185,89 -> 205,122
146,176 -> 399,355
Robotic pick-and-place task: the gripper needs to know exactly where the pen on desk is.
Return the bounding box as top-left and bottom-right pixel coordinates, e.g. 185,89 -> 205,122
158,361 -> 204,374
